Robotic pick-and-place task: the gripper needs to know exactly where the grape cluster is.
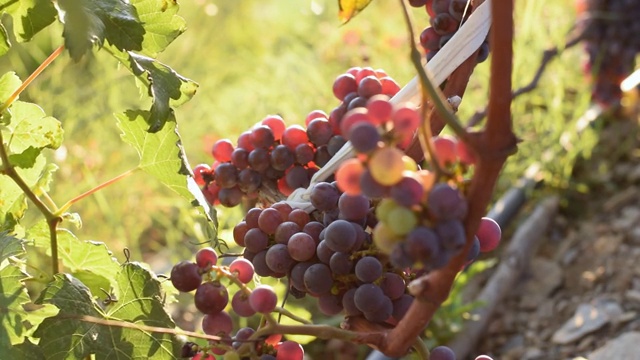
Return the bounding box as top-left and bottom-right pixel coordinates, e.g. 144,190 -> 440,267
409,0 -> 490,63
333,96 -> 500,271
576,0 -> 640,105
170,247 -> 305,359
193,67 -> 401,208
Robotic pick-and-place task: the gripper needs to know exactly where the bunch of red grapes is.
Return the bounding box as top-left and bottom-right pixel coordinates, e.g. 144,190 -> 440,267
410,0 -> 490,63
575,0 -> 640,106
194,67 -> 401,207
175,64 -> 501,359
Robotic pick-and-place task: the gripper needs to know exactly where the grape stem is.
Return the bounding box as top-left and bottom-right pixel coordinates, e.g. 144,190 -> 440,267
56,168 -> 138,215
0,45 -> 65,275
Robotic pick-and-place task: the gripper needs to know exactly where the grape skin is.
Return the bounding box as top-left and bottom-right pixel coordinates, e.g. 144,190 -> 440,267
194,281 -> 229,315
170,261 -> 202,292
249,285 -> 278,313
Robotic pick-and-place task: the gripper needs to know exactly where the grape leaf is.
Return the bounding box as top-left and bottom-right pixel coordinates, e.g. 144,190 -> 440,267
34,266 -> 181,359
0,264 -> 59,351
0,71 -> 22,105
8,146 -> 40,168
26,222 -> 121,296
126,53 -> 198,132
131,0 -> 187,57
7,338 -> 45,360
0,154 -> 49,230
0,0 -> 57,42
116,110 -> 217,234
2,100 -> 63,154
338,0 -> 374,23
0,24 -> 10,57
0,231 -> 25,263
55,0 -> 145,61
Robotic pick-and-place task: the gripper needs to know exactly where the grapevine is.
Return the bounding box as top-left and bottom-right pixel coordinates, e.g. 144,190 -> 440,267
1,0 -> 616,359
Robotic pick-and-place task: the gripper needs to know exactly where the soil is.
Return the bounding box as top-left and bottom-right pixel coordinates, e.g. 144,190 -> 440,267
475,112 -> 640,360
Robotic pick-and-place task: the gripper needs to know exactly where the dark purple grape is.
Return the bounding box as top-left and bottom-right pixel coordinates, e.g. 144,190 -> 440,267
265,244 -> 295,273
285,165 -> 310,190
233,221 -> 249,247
430,346 -> 456,360
390,176 -> 424,207
329,252 -> 353,275
324,220 -> 356,252
270,144 -> 295,171
218,186 -> 243,207
316,240 -> 335,264
389,244 -> 413,269
295,143 -> 315,166
342,288 -> 362,316
304,263 -> 333,296
355,256 -> 383,283
435,219 -> 466,253
248,148 -> 270,172
409,0 -> 428,7
314,145 -> 331,167
349,122 -> 380,153
170,261 -> 202,292
202,311 -> 233,335
214,163 -> 238,189
318,294 -> 343,316
431,12 -> 459,35
406,226 -> 440,264
244,228 -> 269,252
467,236 -> 481,262
303,221 -> 324,243
338,193 -> 370,222
194,281 -> 229,314
237,168 -> 262,193
290,261 -> 313,292
231,291 -> 256,317
252,250 -> 272,277
231,148 -> 249,169
360,169 -> 389,198
307,119 -> 333,147
181,342 -> 198,358
250,125 -> 275,149
380,272 -> 406,300
310,182 -> 340,211
392,294 -> 414,321
327,135 -> 347,156
449,0 -> 468,21
427,183 -> 468,221
477,41 -> 490,63
363,296 -> 392,322
274,221 -> 301,245
354,284 -> 385,313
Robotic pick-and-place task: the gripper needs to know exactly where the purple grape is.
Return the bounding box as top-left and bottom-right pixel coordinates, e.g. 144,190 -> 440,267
229,258 -> 255,283
406,226 -> 440,264
327,135 -> 347,157
304,263 -> 333,296
231,291 -> 256,317
360,169 -> 389,198
363,296 -> 392,323
430,346 -> 456,360
265,244 -> 295,274
355,256 -> 383,283
349,122 -> 380,153
342,288 -> 362,316
285,165 -> 310,190
237,168 -> 262,193
380,272 -> 406,300
274,221 -> 301,245
258,208 -> 283,235
218,186 -> 243,207
324,220 -> 357,252
248,148 -> 270,172
194,281 -> 229,314
249,285 -> 278,313
214,163 -> 238,189
310,182 -> 340,211
392,294 -> 414,321
307,119 -> 333,147
290,261 -> 313,292
202,311 -> 233,335
314,145 -> 331,167
295,143 -> 315,166
270,144 -> 295,171
354,284 -> 385,313
287,232 -> 316,262
427,183 -> 468,221
250,125 -> 275,149
170,261 -> 202,292
318,294 -> 343,316
245,208 -> 262,228
338,193 -> 370,222
252,250 -> 272,277
390,176 -> 424,207
302,221 -> 324,243
316,240 -> 335,264
244,228 -> 269,252
329,252 -> 354,275
435,219 -> 466,253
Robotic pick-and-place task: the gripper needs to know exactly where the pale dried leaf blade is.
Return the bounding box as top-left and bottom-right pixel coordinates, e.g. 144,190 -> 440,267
338,0 -> 374,22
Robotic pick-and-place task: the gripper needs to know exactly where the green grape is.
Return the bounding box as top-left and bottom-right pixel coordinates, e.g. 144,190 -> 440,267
376,198 -> 399,222
387,207 -> 418,236
373,222 -> 401,254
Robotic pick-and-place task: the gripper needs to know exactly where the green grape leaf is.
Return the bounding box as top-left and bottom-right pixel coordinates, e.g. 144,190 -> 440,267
0,264 -> 59,351
55,0 -> 145,61
126,53 -> 198,132
0,154 -> 48,230
0,0 -> 57,42
26,222 -> 121,296
0,231 -> 25,263
116,110 -> 217,233
338,0 -> 374,23
34,267 -> 181,360
131,0 -> 187,56
0,24 -> 10,57
8,146 -> 40,168
0,71 -> 22,105
2,100 -> 63,154
7,338 -> 45,360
